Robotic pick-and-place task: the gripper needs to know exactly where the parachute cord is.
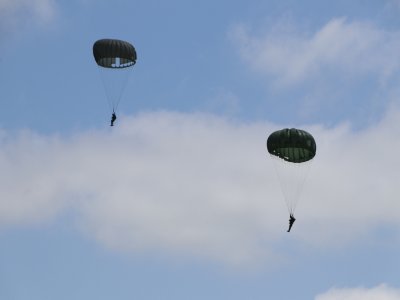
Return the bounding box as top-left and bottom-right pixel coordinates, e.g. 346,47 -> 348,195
288,206 -> 294,216
270,154 -> 313,216
97,66 -> 115,114
97,64 -> 133,116
291,160 -> 313,214
114,102 -> 119,113
112,65 -> 133,113
271,155 -> 294,214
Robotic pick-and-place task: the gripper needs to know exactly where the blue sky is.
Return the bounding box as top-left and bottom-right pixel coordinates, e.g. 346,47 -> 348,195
1,0 -> 400,299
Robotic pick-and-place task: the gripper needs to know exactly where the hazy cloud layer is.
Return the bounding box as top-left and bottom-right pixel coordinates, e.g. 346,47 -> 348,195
0,110 -> 400,264
0,0 -> 56,33
316,284 -> 400,300
232,18 -> 400,86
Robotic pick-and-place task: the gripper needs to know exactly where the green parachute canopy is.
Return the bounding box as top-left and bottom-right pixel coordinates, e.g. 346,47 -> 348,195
267,128 -> 316,163
93,39 -> 137,68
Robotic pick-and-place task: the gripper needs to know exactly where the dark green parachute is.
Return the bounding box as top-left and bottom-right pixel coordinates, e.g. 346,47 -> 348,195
267,128 -> 316,163
93,39 -> 137,68
267,128 -> 316,215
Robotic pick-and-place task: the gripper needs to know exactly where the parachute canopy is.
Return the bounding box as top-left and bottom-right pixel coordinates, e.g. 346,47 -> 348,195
267,128 -> 316,163
93,39 -> 137,68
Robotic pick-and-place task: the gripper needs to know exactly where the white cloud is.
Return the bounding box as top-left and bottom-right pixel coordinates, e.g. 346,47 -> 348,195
316,284 -> 400,300
231,18 -> 400,86
0,109 -> 400,265
385,0 -> 400,10
0,0 -> 56,32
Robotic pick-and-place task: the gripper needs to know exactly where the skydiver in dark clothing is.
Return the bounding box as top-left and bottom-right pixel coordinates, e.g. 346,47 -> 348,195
287,214 -> 296,232
111,111 -> 117,126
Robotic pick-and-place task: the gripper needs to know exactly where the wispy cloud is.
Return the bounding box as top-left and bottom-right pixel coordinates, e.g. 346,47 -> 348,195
385,0 -> 400,10
316,284 -> 400,300
0,0 -> 57,33
0,109 -> 400,265
231,18 -> 400,87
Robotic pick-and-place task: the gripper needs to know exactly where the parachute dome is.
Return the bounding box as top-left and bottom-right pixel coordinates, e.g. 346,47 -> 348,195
267,128 -> 316,163
93,39 -> 137,68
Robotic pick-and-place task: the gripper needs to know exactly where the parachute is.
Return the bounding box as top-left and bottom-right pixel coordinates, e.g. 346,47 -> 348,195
267,128 -> 316,215
93,38 -> 137,114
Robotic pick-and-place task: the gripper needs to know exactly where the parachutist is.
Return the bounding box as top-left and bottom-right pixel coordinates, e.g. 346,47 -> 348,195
111,112 -> 117,126
287,214 -> 296,232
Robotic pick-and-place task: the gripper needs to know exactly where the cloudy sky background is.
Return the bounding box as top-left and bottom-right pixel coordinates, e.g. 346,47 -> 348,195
1,0 -> 400,299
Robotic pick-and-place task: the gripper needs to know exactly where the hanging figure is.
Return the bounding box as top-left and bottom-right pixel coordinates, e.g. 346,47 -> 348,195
111,111 -> 117,126
287,214 -> 296,232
